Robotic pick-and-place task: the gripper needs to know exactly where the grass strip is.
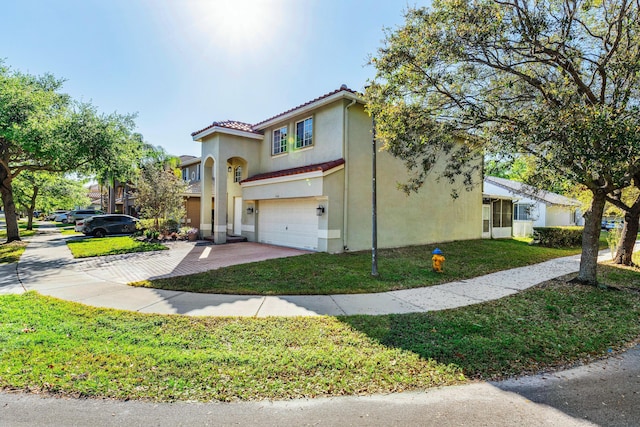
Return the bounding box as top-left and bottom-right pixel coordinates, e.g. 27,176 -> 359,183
0,241 -> 27,264
131,238 -> 596,295
1,266 -> 638,402
66,236 -> 167,258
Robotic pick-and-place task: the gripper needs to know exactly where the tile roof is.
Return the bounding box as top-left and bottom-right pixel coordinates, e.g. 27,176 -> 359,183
242,159 -> 345,184
191,120 -> 260,138
253,85 -> 361,128
191,85 -> 362,137
484,176 -> 580,206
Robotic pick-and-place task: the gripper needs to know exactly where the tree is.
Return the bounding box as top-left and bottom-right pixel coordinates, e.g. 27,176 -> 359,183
134,155 -> 186,231
0,62 -> 142,242
605,179 -> 640,265
368,0 -> 640,285
12,171 -> 90,228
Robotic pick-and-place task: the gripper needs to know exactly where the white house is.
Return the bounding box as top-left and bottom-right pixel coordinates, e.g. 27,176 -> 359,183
483,176 -> 583,237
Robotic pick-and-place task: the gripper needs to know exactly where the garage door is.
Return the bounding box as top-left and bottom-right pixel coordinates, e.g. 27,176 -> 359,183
258,199 -> 318,250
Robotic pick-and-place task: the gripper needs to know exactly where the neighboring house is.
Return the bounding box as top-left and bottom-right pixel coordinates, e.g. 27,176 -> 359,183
483,176 -> 583,238
86,183 -> 103,210
179,154 -> 210,228
481,193 -> 516,239
190,85 -> 483,253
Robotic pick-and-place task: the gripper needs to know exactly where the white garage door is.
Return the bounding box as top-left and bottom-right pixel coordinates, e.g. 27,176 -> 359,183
258,199 -> 318,250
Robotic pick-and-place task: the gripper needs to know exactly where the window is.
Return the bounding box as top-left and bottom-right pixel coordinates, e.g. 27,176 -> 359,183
181,167 -> 189,181
295,117 -> 313,148
273,126 -> 288,155
514,203 -> 531,221
234,166 -> 242,183
492,199 -> 513,228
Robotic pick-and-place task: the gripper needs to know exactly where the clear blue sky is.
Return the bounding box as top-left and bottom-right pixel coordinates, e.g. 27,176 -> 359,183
1,1 -> 415,157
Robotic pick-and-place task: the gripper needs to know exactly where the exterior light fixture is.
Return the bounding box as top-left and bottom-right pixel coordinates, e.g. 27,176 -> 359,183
316,205 -> 325,216
246,206 -> 254,214
228,166 -> 232,173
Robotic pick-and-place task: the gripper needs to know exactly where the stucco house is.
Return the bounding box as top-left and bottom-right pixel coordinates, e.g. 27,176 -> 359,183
483,176 -> 583,238
190,85 -> 483,253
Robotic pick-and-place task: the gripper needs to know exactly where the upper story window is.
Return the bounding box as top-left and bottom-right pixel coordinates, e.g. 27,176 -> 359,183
295,117 -> 313,149
234,166 -> 242,183
181,165 -> 200,182
273,126 -> 288,155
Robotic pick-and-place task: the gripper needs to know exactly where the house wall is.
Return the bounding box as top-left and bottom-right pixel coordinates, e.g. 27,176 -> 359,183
258,103 -> 345,174
345,104 -> 482,251
546,205 -> 574,226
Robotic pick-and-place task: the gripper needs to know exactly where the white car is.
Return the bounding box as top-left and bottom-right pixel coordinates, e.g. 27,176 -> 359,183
48,210 -> 70,222
54,212 -> 70,223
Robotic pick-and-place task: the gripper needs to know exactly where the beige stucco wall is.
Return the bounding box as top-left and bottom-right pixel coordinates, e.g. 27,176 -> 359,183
198,133 -> 262,241
257,102 -> 346,173
345,104 -> 483,252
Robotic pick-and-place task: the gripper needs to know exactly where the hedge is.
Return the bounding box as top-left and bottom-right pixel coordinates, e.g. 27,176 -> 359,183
532,226 -> 584,248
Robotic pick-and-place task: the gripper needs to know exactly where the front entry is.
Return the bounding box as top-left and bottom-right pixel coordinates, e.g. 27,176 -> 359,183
233,197 -> 242,236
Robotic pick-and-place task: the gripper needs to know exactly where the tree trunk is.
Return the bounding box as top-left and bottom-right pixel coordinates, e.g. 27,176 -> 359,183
26,186 -> 39,231
574,190 -> 606,285
0,168 -> 21,243
613,210 -> 640,265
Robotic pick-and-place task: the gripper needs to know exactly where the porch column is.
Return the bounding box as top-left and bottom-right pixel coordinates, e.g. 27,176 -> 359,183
200,158 -> 214,238
213,163 -> 228,244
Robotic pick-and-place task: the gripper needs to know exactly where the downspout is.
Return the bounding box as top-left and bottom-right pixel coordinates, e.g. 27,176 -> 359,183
343,98 -> 357,251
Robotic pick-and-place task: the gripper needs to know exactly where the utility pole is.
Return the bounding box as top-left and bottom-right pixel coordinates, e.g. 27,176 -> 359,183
371,113 -> 379,277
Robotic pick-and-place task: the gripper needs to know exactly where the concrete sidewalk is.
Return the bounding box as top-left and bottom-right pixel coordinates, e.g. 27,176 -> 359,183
2,224 -> 608,317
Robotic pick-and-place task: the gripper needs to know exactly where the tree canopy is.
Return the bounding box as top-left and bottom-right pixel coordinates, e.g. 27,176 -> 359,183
0,62 -> 143,242
368,0 -> 640,285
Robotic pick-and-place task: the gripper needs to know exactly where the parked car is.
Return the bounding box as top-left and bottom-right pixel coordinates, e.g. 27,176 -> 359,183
74,219 -> 86,232
81,214 -> 139,238
602,219 -> 623,230
47,209 -> 70,221
67,209 -> 104,224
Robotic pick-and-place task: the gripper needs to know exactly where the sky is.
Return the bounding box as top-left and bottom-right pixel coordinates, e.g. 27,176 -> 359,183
1,0 -> 417,157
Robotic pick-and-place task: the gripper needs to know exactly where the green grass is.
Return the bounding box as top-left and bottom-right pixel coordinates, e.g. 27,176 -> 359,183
342,266 -> 640,381
66,236 -> 167,258
0,241 -> 28,264
0,224 -> 36,240
1,269 -> 638,402
131,239 -> 600,295
0,292 -> 463,401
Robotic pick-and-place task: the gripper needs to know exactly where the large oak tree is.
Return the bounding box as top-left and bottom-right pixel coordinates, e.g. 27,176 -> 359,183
0,63 -> 141,242
368,0 -> 640,285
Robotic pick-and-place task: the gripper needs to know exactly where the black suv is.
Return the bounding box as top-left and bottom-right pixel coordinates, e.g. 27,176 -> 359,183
81,214 -> 139,238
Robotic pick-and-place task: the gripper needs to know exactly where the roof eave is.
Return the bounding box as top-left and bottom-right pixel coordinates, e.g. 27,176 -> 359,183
253,91 -> 364,131
192,126 -> 264,142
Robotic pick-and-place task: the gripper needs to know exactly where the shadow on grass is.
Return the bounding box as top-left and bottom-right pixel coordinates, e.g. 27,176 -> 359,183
339,276 -> 640,381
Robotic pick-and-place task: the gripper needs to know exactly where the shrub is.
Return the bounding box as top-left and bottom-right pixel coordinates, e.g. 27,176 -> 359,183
532,226 -> 583,248
137,218 -> 181,233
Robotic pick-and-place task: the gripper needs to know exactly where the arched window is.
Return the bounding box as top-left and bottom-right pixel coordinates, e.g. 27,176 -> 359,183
234,166 -> 242,183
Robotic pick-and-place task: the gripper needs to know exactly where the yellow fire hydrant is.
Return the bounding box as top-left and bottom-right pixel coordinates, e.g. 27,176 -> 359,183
432,248 -> 445,273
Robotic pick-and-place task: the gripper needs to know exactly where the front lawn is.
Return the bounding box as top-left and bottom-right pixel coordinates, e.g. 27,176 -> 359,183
1,266 -> 638,402
66,236 -> 167,258
131,238 -> 598,295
